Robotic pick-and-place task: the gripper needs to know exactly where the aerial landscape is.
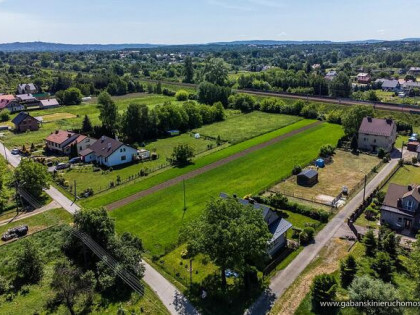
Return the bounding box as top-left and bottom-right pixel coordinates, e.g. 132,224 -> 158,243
1,1 -> 420,314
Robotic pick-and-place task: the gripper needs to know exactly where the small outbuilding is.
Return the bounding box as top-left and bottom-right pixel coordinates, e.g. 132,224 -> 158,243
297,169 -> 318,187
407,141 -> 419,152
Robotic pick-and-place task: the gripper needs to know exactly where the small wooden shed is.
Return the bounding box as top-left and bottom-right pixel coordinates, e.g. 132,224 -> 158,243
297,169 -> 318,187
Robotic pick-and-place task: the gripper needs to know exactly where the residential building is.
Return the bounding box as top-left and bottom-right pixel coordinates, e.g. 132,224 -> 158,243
39,98 -> 60,109
325,70 -> 337,81
0,94 -> 16,111
358,117 -> 397,152
17,83 -> 38,95
11,112 -> 40,132
15,94 -> 40,108
79,136 -> 137,167
357,73 -> 371,84
381,183 -> 420,233
45,130 -> 95,155
408,67 -> 420,75
402,81 -> 420,91
375,79 -> 400,92
219,193 -> 293,256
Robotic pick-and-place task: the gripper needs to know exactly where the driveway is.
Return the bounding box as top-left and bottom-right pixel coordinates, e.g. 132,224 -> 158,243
245,154 -> 400,315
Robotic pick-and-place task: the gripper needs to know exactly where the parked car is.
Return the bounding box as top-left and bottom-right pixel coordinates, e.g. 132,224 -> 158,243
69,157 -> 81,164
11,148 -> 20,155
56,163 -> 70,170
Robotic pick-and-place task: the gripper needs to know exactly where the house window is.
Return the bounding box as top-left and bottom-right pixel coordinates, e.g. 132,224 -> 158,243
121,155 -> 126,161
120,148 -> 123,152
80,146 -> 82,151
105,157 -> 108,162
373,139 -> 377,143
398,217 -> 402,223
406,200 -> 414,211
364,138 -> 367,141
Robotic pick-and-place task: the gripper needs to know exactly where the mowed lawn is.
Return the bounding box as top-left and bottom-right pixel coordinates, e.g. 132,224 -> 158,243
82,119 -> 317,208
61,134 -> 218,193
1,94 -> 175,148
193,111 -> 302,143
382,164 -> 420,191
110,123 -> 344,256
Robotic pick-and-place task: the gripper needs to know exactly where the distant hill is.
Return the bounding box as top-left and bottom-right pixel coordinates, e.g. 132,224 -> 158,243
1,38 -> 420,52
0,41 -> 163,52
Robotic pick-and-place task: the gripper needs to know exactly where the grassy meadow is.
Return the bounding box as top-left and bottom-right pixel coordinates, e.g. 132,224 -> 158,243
109,123 -> 344,257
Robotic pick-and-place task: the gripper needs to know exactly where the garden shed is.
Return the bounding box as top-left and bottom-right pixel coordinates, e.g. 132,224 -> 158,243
297,169 -> 318,187
407,141 -> 419,152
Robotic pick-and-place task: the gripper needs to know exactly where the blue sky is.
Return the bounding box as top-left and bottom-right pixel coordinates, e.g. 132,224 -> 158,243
0,0 -> 419,44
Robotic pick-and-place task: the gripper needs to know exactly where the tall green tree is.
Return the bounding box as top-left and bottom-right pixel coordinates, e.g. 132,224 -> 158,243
203,58 -> 229,86
311,274 -> 337,309
181,197 -> 271,289
340,255 -> 357,288
121,103 -> 149,143
97,91 -> 119,134
349,276 -> 402,315
363,230 -> 377,257
15,159 -> 50,198
51,260 -> 95,315
81,115 -> 93,133
328,72 -> 352,97
342,105 -> 374,136
15,240 -> 44,284
183,56 -> 194,83
371,252 -> 394,282
63,87 -> 83,105
171,144 -> 194,166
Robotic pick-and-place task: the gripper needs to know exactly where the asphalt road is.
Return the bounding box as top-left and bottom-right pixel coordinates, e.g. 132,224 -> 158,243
245,151 -> 400,315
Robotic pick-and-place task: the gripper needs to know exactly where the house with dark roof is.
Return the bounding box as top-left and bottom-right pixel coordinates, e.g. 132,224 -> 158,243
219,193 -> 293,256
381,183 -> 420,233
11,112 -> 40,132
358,117 -> 397,153
408,67 -> 420,75
45,130 -> 95,155
15,94 -> 40,108
17,83 -> 38,95
79,135 -> 137,167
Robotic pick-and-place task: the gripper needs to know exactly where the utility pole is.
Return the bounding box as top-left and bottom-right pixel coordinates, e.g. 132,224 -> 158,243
183,179 -> 187,212
15,180 -> 19,214
363,174 -> 367,204
401,141 -> 404,159
74,180 -> 77,201
3,144 -> 7,163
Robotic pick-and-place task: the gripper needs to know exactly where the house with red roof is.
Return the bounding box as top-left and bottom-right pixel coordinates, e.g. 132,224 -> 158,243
45,130 -> 95,155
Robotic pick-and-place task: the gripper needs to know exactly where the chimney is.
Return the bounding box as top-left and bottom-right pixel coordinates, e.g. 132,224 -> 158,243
408,185 -> 413,191
107,143 -> 111,149
101,136 -> 105,142
68,133 -> 72,138
386,118 -> 392,125
55,130 -> 59,134
367,116 -> 372,122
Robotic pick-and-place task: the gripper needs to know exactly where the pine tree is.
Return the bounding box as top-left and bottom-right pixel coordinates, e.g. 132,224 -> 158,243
183,56 -> 194,83
340,255 -> 357,288
363,230 -> 377,257
70,144 -> 78,159
82,115 -> 93,133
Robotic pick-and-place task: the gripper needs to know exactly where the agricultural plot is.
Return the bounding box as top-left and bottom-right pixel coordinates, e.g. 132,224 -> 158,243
193,111 -> 302,143
60,134 -> 219,194
109,123 -> 344,257
270,150 -> 381,207
82,120 -> 317,209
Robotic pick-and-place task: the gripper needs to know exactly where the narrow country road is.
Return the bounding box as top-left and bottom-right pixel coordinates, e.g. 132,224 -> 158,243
245,151 -> 400,315
0,140 -> 198,315
143,262 -> 200,315
106,121 -> 322,210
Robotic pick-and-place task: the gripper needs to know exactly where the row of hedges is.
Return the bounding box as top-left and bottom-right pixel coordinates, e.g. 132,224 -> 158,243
253,193 -> 330,223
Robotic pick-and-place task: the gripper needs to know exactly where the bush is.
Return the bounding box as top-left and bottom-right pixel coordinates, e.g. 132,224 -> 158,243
377,148 -> 385,159
412,157 -> 418,164
292,165 -> 302,175
319,144 -> 335,158
0,109 -> 10,122
311,274 -> 337,309
175,90 -> 189,101
162,88 -> 176,96
171,144 -> 194,166
299,227 -> 315,245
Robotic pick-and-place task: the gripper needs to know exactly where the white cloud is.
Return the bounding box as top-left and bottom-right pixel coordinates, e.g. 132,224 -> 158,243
277,32 -> 287,37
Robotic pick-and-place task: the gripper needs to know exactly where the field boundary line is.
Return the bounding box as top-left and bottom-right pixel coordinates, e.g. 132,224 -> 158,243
105,121 -> 322,211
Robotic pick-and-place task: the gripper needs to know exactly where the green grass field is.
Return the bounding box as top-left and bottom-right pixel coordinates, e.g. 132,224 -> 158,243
0,226 -> 169,315
81,119 -> 317,209
193,111 -> 302,143
109,123 -> 344,256
1,94 -> 176,149
382,164 -> 420,191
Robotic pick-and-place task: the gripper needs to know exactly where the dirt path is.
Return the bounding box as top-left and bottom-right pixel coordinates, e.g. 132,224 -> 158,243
106,121 -> 322,211
270,238 -> 350,315
0,201 -> 60,227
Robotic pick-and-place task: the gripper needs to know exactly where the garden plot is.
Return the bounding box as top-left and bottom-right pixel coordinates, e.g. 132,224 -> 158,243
270,150 -> 380,207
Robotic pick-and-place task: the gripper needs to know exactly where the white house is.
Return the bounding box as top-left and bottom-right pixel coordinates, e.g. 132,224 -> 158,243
17,83 -> 38,95
79,136 -> 137,167
358,117 -> 397,153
